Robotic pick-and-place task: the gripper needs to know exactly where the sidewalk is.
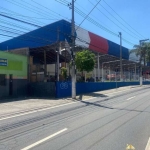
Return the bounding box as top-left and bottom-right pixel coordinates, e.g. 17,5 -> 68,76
0,85 -> 144,117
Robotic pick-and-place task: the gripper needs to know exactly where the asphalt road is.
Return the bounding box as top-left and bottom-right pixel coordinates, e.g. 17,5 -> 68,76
0,86 -> 150,150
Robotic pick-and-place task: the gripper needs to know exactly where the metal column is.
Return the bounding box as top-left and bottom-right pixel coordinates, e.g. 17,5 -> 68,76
97,53 -> 100,80
102,64 -> 104,82
109,65 -> 111,82
44,50 -> 47,78
94,68 -> 96,82
135,64 -> 136,81
128,68 -> 130,81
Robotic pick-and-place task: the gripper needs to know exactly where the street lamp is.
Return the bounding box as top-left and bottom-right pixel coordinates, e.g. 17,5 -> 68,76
139,39 -> 149,86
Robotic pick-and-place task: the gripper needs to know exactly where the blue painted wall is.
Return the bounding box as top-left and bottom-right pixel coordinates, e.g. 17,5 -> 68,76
56,81 -> 150,98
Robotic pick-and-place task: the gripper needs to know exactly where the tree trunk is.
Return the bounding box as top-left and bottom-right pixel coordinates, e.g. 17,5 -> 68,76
144,54 -> 146,66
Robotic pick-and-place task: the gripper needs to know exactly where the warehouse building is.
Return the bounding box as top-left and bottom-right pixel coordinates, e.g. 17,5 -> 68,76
0,19 -> 148,98
0,20 -> 135,81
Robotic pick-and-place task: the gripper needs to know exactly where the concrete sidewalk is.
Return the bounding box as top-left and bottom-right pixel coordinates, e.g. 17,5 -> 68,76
0,85 -> 145,117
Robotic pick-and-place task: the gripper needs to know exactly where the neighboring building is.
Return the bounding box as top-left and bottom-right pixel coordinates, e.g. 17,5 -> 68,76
0,51 -> 28,98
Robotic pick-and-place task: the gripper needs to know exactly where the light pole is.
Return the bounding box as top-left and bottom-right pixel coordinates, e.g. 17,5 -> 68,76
139,39 -> 149,86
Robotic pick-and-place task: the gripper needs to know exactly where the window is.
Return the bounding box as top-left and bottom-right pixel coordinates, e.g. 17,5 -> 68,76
0,74 -> 6,86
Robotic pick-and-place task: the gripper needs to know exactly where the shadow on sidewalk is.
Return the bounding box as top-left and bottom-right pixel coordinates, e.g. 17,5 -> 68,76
78,93 -> 108,100
79,99 -> 150,113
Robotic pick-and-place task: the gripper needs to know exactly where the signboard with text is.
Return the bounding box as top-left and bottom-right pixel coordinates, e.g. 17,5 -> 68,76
0,58 -> 8,66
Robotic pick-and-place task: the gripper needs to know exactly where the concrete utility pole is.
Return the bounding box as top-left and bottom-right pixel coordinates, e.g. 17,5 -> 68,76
71,0 -> 76,99
57,27 -> 60,81
139,39 -> 149,86
119,32 -> 123,81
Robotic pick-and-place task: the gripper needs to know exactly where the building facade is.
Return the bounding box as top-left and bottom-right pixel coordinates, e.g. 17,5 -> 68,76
0,51 -> 28,98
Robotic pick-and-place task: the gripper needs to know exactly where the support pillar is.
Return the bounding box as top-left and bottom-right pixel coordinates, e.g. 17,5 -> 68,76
109,65 -> 111,82
140,66 -> 143,86
135,64 -> 136,81
102,64 -> 104,82
94,68 -> 96,82
128,68 -> 130,81
44,50 -> 47,78
85,72 -> 86,82
97,53 -> 100,80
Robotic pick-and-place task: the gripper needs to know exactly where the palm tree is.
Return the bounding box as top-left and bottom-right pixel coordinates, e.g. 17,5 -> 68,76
130,42 -> 149,80
145,42 -> 150,65
130,42 -> 150,66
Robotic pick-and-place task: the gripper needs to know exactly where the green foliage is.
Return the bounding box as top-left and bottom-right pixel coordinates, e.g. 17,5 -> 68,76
130,42 -> 150,65
75,50 -> 95,72
61,67 -> 67,80
145,42 -> 150,62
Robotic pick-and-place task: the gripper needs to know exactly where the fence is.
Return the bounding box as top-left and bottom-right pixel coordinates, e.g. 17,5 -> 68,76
28,82 -> 55,98
56,81 -> 150,98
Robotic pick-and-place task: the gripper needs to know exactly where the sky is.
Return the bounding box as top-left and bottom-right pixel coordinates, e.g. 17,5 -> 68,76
0,0 -> 150,50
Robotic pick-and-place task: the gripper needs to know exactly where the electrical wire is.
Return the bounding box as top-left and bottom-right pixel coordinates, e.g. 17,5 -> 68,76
76,0 -> 101,31
4,0 -> 61,21
88,0 -> 139,41
102,0 -> 145,39
0,3 -> 135,56
56,0 -> 135,46
31,0 -> 71,22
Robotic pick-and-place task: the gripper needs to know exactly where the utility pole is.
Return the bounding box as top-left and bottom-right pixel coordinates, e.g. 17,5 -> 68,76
55,27 -> 60,81
139,39 -> 149,86
71,0 -> 76,99
119,32 -> 123,82
119,32 -> 123,81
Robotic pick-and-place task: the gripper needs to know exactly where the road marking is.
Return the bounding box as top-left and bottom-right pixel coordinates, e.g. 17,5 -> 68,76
0,88 -> 135,121
126,96 -> 136,101
21,128 -> 68,150
145,137 -> 150,150
0,102 -> 76,121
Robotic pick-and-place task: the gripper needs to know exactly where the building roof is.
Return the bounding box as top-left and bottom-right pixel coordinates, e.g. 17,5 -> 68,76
0,19 -> 129,60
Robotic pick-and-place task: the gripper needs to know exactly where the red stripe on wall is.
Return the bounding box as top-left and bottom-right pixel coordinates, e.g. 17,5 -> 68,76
88,32 -> 108,54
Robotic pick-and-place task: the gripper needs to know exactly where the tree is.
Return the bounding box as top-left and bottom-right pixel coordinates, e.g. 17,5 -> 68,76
130,42 -> 150,66
75,50 -> 95,74
61,67 -> 67,80
130,42 -> 150,80
145,42 -> 150,64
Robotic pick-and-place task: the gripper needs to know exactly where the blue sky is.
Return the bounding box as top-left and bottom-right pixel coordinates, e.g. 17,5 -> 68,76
1,0 -> 150,49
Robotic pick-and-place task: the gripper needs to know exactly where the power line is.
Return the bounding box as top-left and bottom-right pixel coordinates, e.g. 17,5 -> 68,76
75,1 -> 116,33
31,0 -> 71,22
0,6 -> 135,55
0,12 -> 59,20
3,0 -> 134,46
4,0 -> 61,21
0,6 -> 44,26
102,0 -> 145,39
88,0 -> 140,41
76,0 -> 102,31
0,13 -> 40,27
56,0 -> 134,46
